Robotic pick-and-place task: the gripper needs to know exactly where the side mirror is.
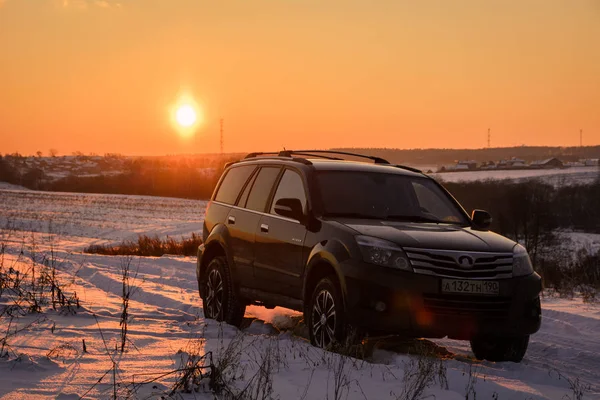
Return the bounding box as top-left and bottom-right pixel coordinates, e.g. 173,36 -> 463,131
273,198 -> 304,222
471,209 -> 492,230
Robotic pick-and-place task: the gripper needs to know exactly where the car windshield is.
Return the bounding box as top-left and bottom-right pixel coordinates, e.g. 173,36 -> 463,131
316,171 -> 469,225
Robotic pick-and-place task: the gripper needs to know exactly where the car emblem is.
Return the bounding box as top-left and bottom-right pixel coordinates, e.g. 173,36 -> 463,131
457,255 -> 475,268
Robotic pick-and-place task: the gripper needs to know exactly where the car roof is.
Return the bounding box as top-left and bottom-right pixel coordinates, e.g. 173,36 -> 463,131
231,157 -> 426,178
308,159 -> 424,176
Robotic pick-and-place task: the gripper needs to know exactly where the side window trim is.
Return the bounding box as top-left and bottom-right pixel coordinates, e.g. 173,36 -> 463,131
235,167 -> 258,208
262,167 -> 285,213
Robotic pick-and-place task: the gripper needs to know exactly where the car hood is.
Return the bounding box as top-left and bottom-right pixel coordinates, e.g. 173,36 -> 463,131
338,219 -> 516,253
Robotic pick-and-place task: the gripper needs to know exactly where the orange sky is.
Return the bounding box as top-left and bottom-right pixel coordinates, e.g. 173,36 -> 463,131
1,0 -> 599,156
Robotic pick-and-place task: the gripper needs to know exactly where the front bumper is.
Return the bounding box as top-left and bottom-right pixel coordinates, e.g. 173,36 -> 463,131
341,260 -> 542,340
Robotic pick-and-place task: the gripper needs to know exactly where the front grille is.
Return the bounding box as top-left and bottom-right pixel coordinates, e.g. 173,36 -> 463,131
423,294 -> 511,318
405,248 -> 513,279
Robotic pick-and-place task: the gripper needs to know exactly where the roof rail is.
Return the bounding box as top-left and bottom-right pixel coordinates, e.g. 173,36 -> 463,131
278,151 -> 343,161
279,150 -> 390,164
394,164 -> 422,173
242,152 -> 312,165
244,152 -> 280,159
242,150 -> 423,173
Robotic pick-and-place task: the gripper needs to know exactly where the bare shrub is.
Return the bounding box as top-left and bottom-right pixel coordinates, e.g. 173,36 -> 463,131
549,369 -> 592,400
463,364 -> 479,400
84,233 -> 202,257
210,330 -> 246,395
46,343 -> 79,362
237,340 -> 278,400
170,339 -> 212,395
119,256 -> 140,353
393,342 -> 448,400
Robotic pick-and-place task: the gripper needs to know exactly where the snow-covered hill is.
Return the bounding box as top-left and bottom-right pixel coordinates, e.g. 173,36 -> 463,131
0,188 -> 598,399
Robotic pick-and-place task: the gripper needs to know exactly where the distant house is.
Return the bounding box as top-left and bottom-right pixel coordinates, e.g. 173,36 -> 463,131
581,159 -> 599,167
565,161 -> 585,167
506,157 -> 527,168
530,158 -> 563,169
437,164 -> 469,172
457,160 -> 478,170
480,161 -> 497,170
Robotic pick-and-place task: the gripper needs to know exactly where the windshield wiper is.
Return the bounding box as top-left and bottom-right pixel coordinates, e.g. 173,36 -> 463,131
384,215 -> 446,224
323,212 -> 381,219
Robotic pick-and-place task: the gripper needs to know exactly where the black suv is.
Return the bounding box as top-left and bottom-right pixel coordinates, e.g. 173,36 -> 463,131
197,151 -> 541,362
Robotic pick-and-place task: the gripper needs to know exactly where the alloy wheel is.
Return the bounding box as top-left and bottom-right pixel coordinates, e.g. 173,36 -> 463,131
205,268 -> 224,319
311,289 -> 337,348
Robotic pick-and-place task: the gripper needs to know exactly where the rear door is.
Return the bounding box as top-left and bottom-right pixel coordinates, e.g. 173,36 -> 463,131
232,166 -> 282,286
254,168 -> 308,298
212,165 -> 256,284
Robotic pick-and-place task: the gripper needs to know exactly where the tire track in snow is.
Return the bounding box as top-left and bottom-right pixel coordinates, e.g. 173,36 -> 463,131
526,308 -> 600,392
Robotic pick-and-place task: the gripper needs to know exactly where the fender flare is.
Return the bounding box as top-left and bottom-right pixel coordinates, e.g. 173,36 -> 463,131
197,224 -> 237,291
302,239 -> 352,311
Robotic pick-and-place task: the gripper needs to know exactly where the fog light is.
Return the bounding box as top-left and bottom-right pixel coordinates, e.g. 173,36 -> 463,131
375,301 -> 387,312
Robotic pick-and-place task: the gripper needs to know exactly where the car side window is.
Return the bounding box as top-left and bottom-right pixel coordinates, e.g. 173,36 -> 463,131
214,166 -> 255,205
237,170 -> 257,208
412,181 -> 459,222
270,169 -> 307,215
245,167 -> 281,212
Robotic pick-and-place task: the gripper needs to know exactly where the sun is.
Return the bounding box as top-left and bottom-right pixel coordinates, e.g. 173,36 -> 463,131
170,93 -> 203,137
175,104 -> 197,127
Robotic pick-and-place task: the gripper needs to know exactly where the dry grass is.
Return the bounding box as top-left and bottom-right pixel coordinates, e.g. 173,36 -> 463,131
84,233 -> 202,257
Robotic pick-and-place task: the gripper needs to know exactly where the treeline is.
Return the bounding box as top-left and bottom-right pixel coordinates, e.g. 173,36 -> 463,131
45,158 -> 233,199
0,155 -> 237,199
335,146 -> 600,166
445,179 -> 600,237
444,178 -> 600,295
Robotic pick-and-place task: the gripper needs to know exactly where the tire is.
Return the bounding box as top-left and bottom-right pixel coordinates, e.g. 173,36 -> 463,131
306,277 -> 347,349
201,256 -> 246,327
470,335 -> 529,362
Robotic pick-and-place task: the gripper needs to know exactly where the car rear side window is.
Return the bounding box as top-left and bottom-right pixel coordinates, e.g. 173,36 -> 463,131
237,169 -> 258,207
214,166 -> 255,205
245,167 -> 281,212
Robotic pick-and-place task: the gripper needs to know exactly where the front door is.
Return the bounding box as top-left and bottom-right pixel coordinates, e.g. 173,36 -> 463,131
254,168 -> 308,298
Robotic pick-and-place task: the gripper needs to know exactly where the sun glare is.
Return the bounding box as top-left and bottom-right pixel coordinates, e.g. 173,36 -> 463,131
176,104 -> 197,127
170,94 -> 203,138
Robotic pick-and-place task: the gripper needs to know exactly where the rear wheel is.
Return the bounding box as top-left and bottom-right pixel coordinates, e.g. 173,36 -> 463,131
470,335 -> 529,362
201,256 -> 245,327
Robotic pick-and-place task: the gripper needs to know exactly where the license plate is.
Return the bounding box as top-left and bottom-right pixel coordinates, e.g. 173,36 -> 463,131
441,279 -> 499,295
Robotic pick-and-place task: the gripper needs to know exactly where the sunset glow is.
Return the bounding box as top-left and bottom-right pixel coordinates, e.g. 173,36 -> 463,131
0,1 -> 598,155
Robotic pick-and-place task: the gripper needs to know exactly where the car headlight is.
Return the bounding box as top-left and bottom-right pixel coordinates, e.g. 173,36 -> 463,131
355,235 -> 412,271
513,244 -> 534,277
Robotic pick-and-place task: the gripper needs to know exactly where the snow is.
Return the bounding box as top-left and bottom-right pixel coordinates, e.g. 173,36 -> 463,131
0,182 -> 29,191
560,231 -> 600,255
1,187 -> 599,399
432,166 -> 600,186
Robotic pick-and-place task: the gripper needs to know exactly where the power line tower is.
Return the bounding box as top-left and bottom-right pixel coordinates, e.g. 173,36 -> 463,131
220,118 -> 224,155
580,128 -> 583,147
487,128 -> 491,148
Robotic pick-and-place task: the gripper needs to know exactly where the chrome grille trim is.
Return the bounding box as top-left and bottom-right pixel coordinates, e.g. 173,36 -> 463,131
404,248 -> 514,279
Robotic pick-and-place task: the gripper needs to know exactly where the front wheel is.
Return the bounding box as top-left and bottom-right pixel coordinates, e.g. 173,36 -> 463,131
470,334 -> 529,362
307,277 -> 346,349
201,256 -> 245,327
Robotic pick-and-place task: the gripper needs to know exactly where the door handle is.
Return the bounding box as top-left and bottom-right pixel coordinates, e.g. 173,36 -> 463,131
260,223 -> 269,233
228,216 -> 236,224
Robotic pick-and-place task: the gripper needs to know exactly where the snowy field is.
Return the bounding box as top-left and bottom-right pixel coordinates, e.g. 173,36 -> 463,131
431,166 -> 600,186
1,188 -> 599,399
